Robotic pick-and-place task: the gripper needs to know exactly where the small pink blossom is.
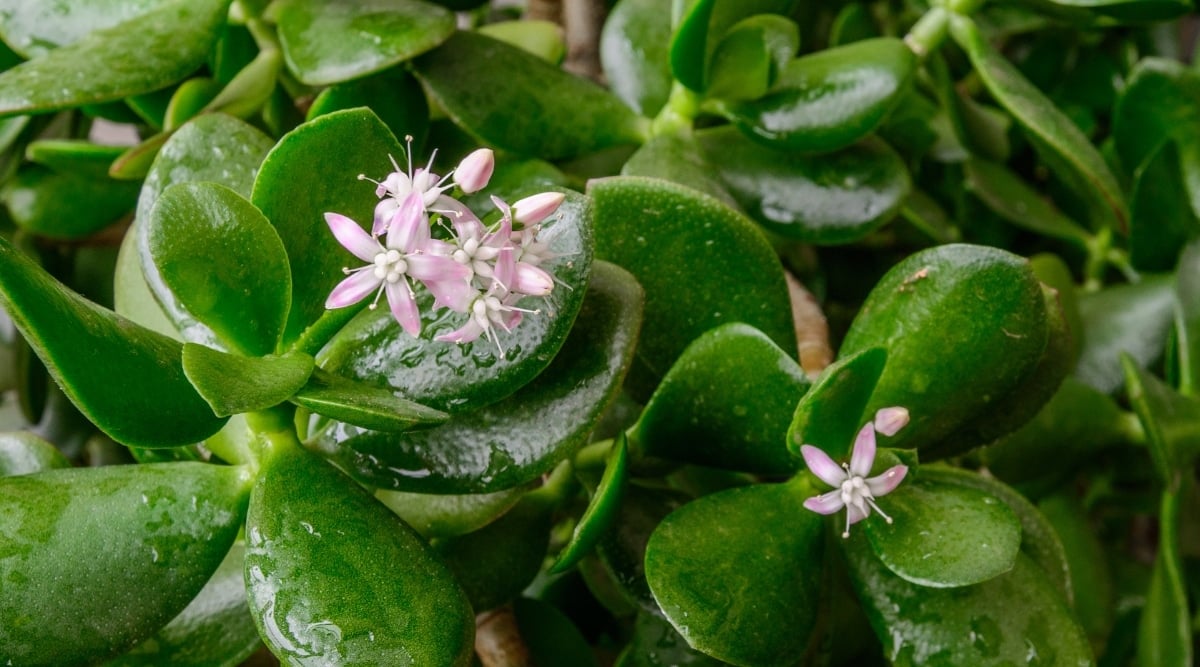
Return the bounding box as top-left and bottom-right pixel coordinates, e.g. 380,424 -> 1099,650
454,148 -> 494,194
800,409 -> 910,538
512,191 -> 565,225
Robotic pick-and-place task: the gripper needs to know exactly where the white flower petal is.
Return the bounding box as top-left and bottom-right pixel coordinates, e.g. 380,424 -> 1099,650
800,445 -> 847,488
803,489 -> 845,515
849,422 -> 877,478
324,213 -> 378,263
325,270 -> 380,308
865,465 -> 908,498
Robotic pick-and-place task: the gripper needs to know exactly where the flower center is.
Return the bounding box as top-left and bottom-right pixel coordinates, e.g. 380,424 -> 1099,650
373,249 -> 408,283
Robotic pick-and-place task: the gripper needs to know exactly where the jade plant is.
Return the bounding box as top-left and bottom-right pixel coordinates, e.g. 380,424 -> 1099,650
0,0 -> 1197,665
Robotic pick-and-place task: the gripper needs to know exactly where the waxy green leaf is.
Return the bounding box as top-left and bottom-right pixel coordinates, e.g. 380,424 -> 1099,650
599,485 -> 688,615
310,261 -> 642,493
276,0 -> 455,86
1045,0 -> 1191,22
964,157 -> 1091,246
1129,142 -> 1200,272
3,164 -> 138,239
634,323 -> 808,474
600,0 -> 673,116
376,486 -> 525,539
415,31 -> 648,160
724,38 -> 915,154
589,176 -> 795,397
0,463 -> 252,665
617,612 -> 726,666
147,182 -> 292,356
245,441 -> 474,666
865,476 -> 1022,588
1075,276 -> 1175,394
478,20 -> 565,64
0,0 -> 231,118
1138,485 -> 1192,667
290,368 -> 449,433
1112,58 -> 1200,179
788,347 -> 887,461
0,0 -> 171,57
0,237 -> 227,447
669,0 -> 797,93
698,128 -> 911,243
1177,241 -> 1200,395
307,69 -> 430,147
621,132 -> 737,206
182,345 -> 315,418
1122,357 -> 1200,483
552,433 -> 629,573
645,482 -> 823,666
951,15 -> 1127,232
1039,495 -> 1113,651
706,15 -> 799,102
318,190 -> 593,414
0,431 -> 69,476
251,108 -> 405,350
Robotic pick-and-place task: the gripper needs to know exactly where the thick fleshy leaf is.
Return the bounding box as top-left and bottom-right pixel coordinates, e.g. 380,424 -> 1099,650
864,475 -> 1021,588
787,347 -> 887,460
1122,357 -> 1200,483
0,431 -> 69,476
182,345 -> 314,418
616,612 -> 725,667
621,132 -> 737,206
276,0 -> 454,86
552,433 -> 629,573
1128,142 -> 1199,272
3,164 -> 138,239
309,261 -> 642,493
697,127 -> 911,243
0,0 -> 230,118
1051,0 -> 1190,19
318,189 -> 593,414
146,182 -> 291,356
645,482 -> 823,666
107,541 -> 262,667
376,486 -> 525,539
589,176 -> 795,398
477,20 -> 565,64
306,69 -> 430,147
723,38 -> 916,154
162,79 -> 223,131
598,485 -> 688,616
290,368 -> 449,433
633,323 -> 809,474
1112,58 -> 1200,179
1178,241 -> 1200,395
669,0 -> 797,93
122,114 -> 275,343
705,15 -> 799,102
0,463 -> 252,665
1075,276 -> 1175,394
951,15 -> 1126,232
250,107 -> 405,350
1138,485 -> 1192,667
414,31 -> 648,160
600,0 -> 673,116
964,157 -> 1091,246
512,598 -> 599,667
0,237 -> 227,447
245,441 -> 474,665
839,244 -> 1049,458
846,546 -> 1092,666
1039,494 -> 1114,651
0,0 -> 172,57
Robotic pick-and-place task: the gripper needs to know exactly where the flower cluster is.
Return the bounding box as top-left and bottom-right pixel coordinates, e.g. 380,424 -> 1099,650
323,141 -> 565,358
800,407 -> 910,538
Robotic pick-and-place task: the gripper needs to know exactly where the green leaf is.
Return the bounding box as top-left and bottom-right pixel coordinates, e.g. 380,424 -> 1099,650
1177,240 -> 1200,396
317,189 -> 593,414
839,244 -> 1049,458
706,15 -> 799,102
645,482 -> 823,666
1129,142 -> 1200,272
616,612 -> 726,666
829,3 -> 878,46
1122,356 -> 1200,483
478,20 -> 565,64
669,0 -> 797,93
308,260 -> 643,493
951,15 -> 1127,232
633,323 -> 809,474
864,475 -> 1022,588
788,347 -> 887,460
1039,494 -> 1114,651
589,176 -> 795,398
163,79 -> 223,131
25,139 -> 125,175
0,237 -> 227,447
697,127 -> 911,243
182,345 -> 314,418
307,69 -> 430,147
0,463 -> 252,665
621,132 -> 738,206
722,38 -> 916,154
107,541 -> 262,667
199,47 -> 281,121
290,368 -> 449,432
276,0 -> 454,86
376,486 -> 525,539
1138,484 -> 1192,667
2,164 -> 138,239
599,485 -> 689,615
552,433 -> 630,573
600,0 -> 673,116
0,431 -> 69,476
146,182 -> 292,356
250,107 -> 405,350
245,441 -> 475,665
513,598 -> 600,667
964,157 -> 1091,246
1044,0 -> 1191,22
846,546 -> 1093,666
0,0 -> 231,118
414,31 -> 648,160
1075,276 -> 1175,394
1112,57 -> 1200,178
0,0 -> 172,57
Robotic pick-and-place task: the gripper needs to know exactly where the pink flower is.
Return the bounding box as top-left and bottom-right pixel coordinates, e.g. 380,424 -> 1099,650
362,138 -> 492,235
454,148 -> 495,194
435,247 -> 540,358
324,192 -> 470,336
800,408 -> 910,538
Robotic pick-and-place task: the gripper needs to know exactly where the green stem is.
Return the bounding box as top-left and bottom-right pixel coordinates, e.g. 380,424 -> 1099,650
1082,226 -> 1114,292
528,459 -> 577,508
1105,247 -> 1140,285
946,0 -> 987,15
650,82 -> 700,137
1118,410 -> 1147,446
245,405 -> 301,467
904,7 -> 949,60
573,438 -> 614,471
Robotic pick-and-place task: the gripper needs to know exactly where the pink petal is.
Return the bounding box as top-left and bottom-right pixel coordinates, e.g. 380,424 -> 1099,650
385,281 -> 421,337
803,489 -> 845,515
874,407 -> 910,437
489,196 -> 515,241
865,465 -> 908,498
427,279 -> 477,313
512,262 -> 553,296
436,318 -> 484,344
849,422 -> 877,478
406,254 -> 471,282
454,148 -> 494,193
372,199 -> 399,236
324,213 -> 378,263
800,445 -> 847,488
512,192 -> 565,225
325,271 -> 380,308
386,192 -> 429,253
437,197 -> 486,239
846,503 -> 869,525
492,246 -> 516,291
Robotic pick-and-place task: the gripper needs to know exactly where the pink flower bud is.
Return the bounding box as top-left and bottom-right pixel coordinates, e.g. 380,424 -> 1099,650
873,407 -> 910,437
512,192 -> 565,225
454,148 -> 494,194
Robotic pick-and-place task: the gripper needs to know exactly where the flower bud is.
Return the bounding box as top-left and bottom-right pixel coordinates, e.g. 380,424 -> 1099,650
873,407 -> 910,437
454,148 -> 494,194
513,192 -> 565,225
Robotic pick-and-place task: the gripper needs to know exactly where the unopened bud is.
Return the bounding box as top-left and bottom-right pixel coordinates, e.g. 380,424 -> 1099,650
454,148 -> 494,194
874,407 -> 910,437
513,192 -> 565,225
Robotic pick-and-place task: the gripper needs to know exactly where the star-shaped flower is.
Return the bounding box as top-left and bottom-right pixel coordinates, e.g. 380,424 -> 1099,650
800,407 -> 910,538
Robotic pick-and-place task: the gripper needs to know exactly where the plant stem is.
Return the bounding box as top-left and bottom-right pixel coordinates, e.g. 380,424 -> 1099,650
1083,226 -> 1114,292
246,405 -> 301,467
573,437 -> 613,471
650,82 -> 700,137
904,7 -> 949,60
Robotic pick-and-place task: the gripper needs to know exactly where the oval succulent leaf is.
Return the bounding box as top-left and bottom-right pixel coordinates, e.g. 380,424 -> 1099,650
551,432 -> 630,573
600,0 -> 673,116
182,345 -> 315,418
788,346 -> 887,460
290,368 -> 449,433
0,431 -> 70,476
669,0 -> 798,93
